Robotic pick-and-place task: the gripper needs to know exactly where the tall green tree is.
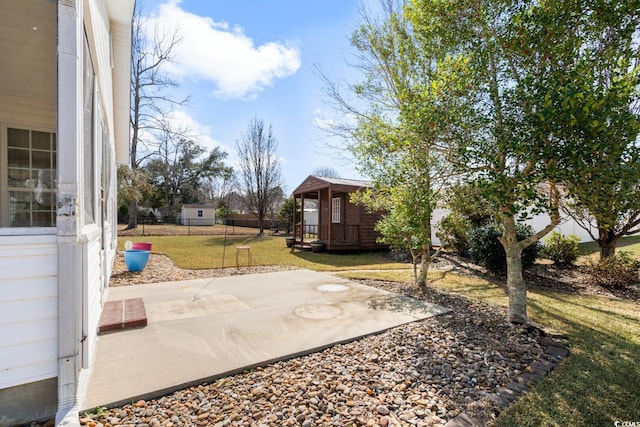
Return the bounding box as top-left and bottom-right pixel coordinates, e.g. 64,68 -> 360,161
145,116 -> 230,217
117,165 -> 151,218
526,1 -> 640,259
405,0 -> 567,323
406,0 -> 639,322
325,1 -> 452,289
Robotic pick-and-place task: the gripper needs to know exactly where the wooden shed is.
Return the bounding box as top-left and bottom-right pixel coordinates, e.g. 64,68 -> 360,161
291,175 -> 387,251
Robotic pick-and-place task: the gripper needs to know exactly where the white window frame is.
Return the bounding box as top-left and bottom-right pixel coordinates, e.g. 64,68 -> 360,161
1,123 -> 57,230
332,197 -> 341,223
82,32 -> 96,226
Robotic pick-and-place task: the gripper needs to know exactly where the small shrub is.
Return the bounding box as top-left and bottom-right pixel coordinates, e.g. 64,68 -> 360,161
588,251 -> 640,289
542,231 -> 581,264
436,213 -> 471,256
468,222 -> 540,275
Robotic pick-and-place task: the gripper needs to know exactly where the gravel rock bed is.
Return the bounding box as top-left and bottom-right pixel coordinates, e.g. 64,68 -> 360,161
81,273 -> 563,427
109,251 -> 297,286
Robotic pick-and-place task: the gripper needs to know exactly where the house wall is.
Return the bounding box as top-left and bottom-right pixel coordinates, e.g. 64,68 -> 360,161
67,0 -> 126,414
83,229 -> 105,369
312,189 -> 386,249
0,2 -> 59,423
359,209 -> 384,248
319,189 -> 331,228
84,0 -> 115,132
84,0 -> 121,288
0,0 -> 126,423
345,199 -> 360,225
431,208 -> 607,246
79,0 -> 121,376
0,1 -> 56,130
0,235 -> 58,423
0,235 -> 58,386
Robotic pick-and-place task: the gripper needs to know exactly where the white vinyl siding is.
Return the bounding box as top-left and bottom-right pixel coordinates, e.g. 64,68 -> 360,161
83,230 -> 105,368
0,235 -> 57,388
332,197 -> 341,223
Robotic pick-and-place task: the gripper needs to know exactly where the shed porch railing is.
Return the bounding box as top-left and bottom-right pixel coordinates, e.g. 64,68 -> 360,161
294,223 -> 360,246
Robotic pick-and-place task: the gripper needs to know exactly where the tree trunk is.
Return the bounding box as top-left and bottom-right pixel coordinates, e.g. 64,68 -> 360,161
500,215 -> 527,324
127,199 -> 138,229
411,250 -> 419,285
415,246 -> 430,293
598,228 -> 619,259
505,243 -> 526,324
599,241 -> 617,259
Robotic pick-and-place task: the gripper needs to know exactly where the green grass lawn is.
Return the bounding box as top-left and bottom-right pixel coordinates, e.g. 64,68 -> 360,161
119,234 -> 408,271
338,270 -> 640,426
578,235 -> 640,258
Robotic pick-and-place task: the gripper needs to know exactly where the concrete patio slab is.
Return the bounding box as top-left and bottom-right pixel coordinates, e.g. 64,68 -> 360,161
82,269 -> 449,410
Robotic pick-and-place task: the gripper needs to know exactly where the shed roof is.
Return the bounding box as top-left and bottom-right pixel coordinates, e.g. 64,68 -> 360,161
181,204 -> 215,209
292,175 -> 372,196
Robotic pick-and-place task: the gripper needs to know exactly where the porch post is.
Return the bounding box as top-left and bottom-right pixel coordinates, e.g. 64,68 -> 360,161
328,186 -> 332,247
292,196 -> 296,238
56,0 -> 83,425
300,193 -> 305,244
318,191 -> 322,242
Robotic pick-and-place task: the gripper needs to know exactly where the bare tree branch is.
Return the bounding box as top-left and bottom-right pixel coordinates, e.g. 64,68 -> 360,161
235,118 -> 284,234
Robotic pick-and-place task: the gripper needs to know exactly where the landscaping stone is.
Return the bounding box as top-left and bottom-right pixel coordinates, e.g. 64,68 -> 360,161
77,272 -> 568,426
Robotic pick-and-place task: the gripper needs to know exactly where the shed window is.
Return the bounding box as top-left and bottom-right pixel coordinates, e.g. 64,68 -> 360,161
332,197 -> 341,223
197,210 -> 203,217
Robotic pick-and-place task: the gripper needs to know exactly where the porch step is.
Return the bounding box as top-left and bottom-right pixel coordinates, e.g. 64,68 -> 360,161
293,243 -> 312,251
98,298 -> 147,335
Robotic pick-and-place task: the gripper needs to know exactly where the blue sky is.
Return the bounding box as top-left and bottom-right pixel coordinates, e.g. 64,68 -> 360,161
138,0 -> 378,193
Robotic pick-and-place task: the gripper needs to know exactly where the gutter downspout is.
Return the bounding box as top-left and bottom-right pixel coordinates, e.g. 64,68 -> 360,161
56,0 -> 83,425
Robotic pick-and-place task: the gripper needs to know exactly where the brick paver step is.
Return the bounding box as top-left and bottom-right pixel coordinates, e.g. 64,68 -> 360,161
98,297 -> 147,334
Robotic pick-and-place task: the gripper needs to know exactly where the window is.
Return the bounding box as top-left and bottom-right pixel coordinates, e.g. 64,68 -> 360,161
3,128 -> 57,227
332,197 -> 341,223
83,32 -> 96,225
197,210 -> 203,218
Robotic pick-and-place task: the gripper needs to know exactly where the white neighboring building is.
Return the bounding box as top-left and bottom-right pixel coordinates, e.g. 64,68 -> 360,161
431,208 -> 600,246
180,204 -> 216,226
302,208 -> 318,234
0,1 -> 133,425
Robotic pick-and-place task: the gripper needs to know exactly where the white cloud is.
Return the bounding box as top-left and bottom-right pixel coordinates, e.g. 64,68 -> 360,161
312,108 -> 358,131
165,110 -> 232,154
150,0 -> 301,99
